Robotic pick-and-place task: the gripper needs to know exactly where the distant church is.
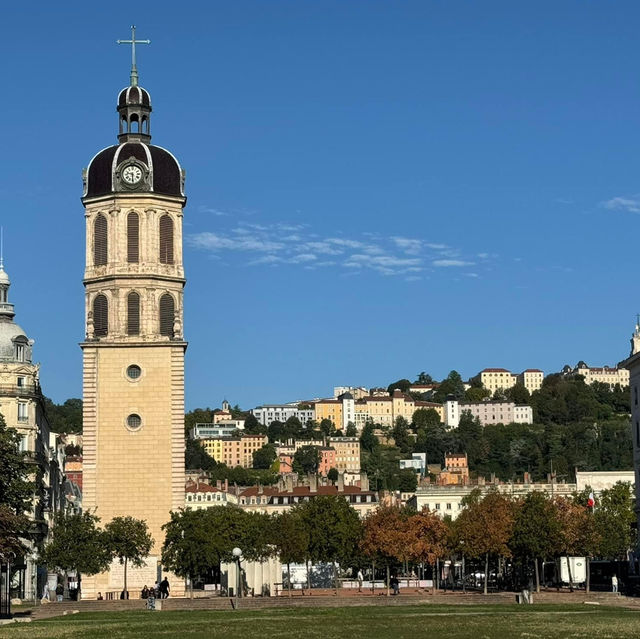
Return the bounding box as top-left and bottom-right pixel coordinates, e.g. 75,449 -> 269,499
80,34 -> 187,598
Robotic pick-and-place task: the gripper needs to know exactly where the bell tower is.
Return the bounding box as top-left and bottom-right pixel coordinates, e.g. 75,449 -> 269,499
80,28 -> 186,598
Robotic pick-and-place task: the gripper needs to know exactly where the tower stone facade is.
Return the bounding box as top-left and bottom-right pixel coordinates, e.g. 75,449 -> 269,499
80,73 -> 186,598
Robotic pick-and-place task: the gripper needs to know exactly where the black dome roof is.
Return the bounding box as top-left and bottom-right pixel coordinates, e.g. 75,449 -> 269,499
84,141 -> 184,199
118,85 -> 151,108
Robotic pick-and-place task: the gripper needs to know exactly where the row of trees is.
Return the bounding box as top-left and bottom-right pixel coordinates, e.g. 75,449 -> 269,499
38,483 -> 625,598
40,512 -> 153,596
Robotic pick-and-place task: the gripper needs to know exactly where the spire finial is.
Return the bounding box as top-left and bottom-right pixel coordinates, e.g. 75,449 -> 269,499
117,25 -> 151,87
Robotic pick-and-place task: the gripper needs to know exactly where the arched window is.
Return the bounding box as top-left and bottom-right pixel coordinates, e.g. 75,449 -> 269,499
127,212 -> 139,263
94,214 -> 108,266
159,215 -> 174,264
159,293 -> 175,338
127,292 -> 140,336
93,294 -> 108,337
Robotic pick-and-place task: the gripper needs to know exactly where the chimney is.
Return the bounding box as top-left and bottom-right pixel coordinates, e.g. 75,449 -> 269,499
360,472 -> 369,492
337,472 -> 344,491
224,478 -> 229,493
309,473 -> 318,492
216,480 -> 222,490
258,483 -> 263,495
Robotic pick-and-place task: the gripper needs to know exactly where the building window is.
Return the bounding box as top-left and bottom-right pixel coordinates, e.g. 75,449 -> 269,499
93,213 -> 108,266
159,294 -> 175,337
127,291 -> 140,335
127,212 -> 139,263
126,413 -> 142,430
126,365 -> 142,380
16,376 -> 25,388
15,343 -> 25,362
17,402 -> 27,422
159,215 -> 174,264
93,294 -> 108,337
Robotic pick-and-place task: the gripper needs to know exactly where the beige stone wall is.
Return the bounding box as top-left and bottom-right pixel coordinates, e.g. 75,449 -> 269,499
81,190 -> 186,599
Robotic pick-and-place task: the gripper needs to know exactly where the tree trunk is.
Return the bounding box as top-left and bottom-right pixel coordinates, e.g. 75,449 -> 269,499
534,557 -> 540,593
124,558 -> 128,599
436,558 -> 440,591
386,565 -> 390,597
287,563 -> 291,598
483,553 -> 489,595
586,558 -> 590,593
306,559 -> 311,592
333,561 -> 338,595
371,562 -> 375,594
566,555 -> 574,592
462,555 -> 466,594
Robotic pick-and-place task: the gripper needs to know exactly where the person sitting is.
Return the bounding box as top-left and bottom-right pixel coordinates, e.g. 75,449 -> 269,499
141,585 -> 149,599
120,589 -> 129,600
97,592 -> 104,600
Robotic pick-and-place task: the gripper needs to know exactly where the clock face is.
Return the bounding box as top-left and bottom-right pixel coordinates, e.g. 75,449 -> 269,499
122,164 -> 143,185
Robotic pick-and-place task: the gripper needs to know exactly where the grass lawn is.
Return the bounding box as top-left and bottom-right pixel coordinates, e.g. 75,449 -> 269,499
0,604 -> 637,638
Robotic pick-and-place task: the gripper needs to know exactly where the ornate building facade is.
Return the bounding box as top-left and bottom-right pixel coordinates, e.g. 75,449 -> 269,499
80,58 -> 186,597
0,262 -> 65,600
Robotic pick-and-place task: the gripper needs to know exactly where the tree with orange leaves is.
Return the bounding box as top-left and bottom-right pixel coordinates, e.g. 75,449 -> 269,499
406,508 -> 449,591
360,505 -> 412,595
455,490 -> 514,594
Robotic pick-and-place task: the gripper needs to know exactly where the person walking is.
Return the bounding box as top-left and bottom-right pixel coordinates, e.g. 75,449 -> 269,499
357,569 -> 364,593
141,585 -> 149,599
160,577 -> 170,599
390,575 -> 400,596
612,574 -> 618,594
55,582 -> 64,602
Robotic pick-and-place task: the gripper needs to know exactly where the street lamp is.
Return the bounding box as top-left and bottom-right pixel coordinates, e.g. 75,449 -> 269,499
232,547 -> 242,609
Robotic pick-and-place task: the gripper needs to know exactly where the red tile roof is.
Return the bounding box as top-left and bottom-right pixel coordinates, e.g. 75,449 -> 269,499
481,368 -> 512,373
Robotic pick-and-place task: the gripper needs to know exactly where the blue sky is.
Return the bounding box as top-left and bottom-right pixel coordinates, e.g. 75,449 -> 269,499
2,1 -> 640,409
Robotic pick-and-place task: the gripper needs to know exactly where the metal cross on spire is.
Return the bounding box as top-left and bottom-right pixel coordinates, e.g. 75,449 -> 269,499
117,25 -> 150,87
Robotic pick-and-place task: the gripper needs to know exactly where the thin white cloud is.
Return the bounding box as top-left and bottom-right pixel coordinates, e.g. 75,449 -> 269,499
433,259 -> 474,267
602,196 -> 640,213
187,222 -> 491,278
197,206 -> 229,216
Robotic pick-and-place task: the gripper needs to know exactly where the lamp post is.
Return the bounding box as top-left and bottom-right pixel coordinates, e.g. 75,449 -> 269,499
232,547 -> 242,609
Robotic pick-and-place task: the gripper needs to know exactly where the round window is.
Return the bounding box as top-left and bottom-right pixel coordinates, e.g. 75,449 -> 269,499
126,365 -> 142,380
127,414 -> 142,429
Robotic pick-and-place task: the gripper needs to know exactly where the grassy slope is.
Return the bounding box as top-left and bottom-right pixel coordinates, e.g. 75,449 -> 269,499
1,605 -> 638,639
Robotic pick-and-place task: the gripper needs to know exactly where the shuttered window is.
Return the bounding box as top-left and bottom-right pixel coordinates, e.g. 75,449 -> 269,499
93,294 -> 108,337
127,212 -> 139,263
159,214 -> 174,264
127,292 -> 140,335
94,214 -> 108,266
159,293 -> 175,337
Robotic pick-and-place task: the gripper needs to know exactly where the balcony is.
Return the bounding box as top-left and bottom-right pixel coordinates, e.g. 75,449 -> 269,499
0,384 -> 41,399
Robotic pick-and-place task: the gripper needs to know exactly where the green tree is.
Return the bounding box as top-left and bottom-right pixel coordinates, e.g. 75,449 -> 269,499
296,496 -> 362,586
40,512 -> 111,597
0,506 -> 29,561
398,468 -> 418,492
457,412 -> 488,467
510,492 -> 562,591
345,422 -> 357,437
415,372 -> 434,384
391,416 -> 412,454
44,397 -> 83,433
319,419 -> 335,437
464,387 -> 491,403
252,443 -> 277,470
0,416 -> 32,514
594,482 -> 635,560
505,384 -> 531,405
412,408 -> 441,429
284,416 -> 303,440
359,422 -> 379,453
327,467 -> 339,484
185,438 -> 217,471
432,371 -> 466,402
293,445 -> 320,475
267,420 -> 284,443
243,413 -> 267,435
184,407 -> 215,435
387,379 -> 412,394
273,511 -> 309,595
104,516 -> 154,597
